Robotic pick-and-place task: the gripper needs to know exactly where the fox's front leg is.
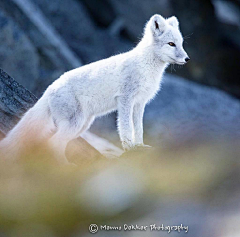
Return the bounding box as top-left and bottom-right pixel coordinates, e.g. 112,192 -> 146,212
133,102 -> 152,149
117,96 -> 134,151
133,102 -> 145,145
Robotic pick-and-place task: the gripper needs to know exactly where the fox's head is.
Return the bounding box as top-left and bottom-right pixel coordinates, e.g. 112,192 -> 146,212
142,14 -> 190,65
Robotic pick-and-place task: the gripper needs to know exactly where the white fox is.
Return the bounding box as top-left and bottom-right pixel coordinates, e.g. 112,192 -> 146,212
0,14 -> 189,164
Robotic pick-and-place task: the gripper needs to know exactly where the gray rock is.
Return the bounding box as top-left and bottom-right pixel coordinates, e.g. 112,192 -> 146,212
31,0 -> 132,64
109,0 -> 171,40
0,9 -> 39,92
170,0 -> 240,98
80,0 -> 117,28
0,68 -> 37,134
31,0 -> 97,63
145,74 -> 240,147
0,0 -> 82,96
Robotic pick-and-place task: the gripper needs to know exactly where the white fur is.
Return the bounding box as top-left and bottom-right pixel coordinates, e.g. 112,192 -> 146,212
0,14 -> 189,163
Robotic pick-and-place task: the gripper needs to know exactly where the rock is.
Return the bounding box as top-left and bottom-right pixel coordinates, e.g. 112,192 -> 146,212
0,0 -> 82,96
145,74 -> 240,147
109,0 -> 171,40
31,0 -> 133,64
170,0 -> 240,98
0,8 -> 39,92
80,0 -> 117,28
0,68 -> 37,133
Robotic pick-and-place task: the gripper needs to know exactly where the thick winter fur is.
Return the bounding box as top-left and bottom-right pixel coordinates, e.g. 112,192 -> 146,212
0,14 -> 189,164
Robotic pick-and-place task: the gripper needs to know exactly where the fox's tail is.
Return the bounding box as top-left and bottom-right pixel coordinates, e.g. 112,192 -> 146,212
0,94 -> 53,161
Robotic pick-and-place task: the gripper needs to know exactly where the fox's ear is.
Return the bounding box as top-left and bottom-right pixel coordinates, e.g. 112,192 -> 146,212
167,16 -> 179,28
150,14 -> 167,36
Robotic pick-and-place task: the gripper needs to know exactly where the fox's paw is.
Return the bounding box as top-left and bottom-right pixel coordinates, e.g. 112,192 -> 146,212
134,144 -> 152,150
122,140 -> 134,152
124,144 -> 152,152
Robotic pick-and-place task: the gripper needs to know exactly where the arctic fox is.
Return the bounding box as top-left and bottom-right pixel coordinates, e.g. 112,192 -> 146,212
0,14 -> 189,164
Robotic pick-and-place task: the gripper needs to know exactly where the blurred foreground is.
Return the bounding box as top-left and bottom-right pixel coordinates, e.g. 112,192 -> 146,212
0,140 -> 240,237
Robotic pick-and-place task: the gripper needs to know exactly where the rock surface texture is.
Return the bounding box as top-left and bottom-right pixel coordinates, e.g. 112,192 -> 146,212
0,68 -> 37,134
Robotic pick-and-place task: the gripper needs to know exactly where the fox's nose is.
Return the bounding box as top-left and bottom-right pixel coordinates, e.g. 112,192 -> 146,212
185,57 -> 190,62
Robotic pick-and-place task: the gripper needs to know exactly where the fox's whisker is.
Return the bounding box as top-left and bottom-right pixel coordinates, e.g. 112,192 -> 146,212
183,33 -> 193,39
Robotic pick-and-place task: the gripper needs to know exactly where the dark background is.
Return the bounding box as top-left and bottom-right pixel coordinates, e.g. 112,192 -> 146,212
0,0 -> 240,98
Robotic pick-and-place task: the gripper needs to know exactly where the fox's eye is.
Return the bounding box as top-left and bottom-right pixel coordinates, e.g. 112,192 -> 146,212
168,42 -> 176,47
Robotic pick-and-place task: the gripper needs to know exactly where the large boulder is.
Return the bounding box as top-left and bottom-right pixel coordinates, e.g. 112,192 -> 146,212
145,74 -> 240,146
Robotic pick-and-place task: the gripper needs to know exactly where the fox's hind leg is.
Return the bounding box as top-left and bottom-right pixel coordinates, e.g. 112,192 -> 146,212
49,115 -> 95,164
48,92 -> 84,163
48,116 -> 85,164
79,116 -> 95,134
48,90 -> 97,164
